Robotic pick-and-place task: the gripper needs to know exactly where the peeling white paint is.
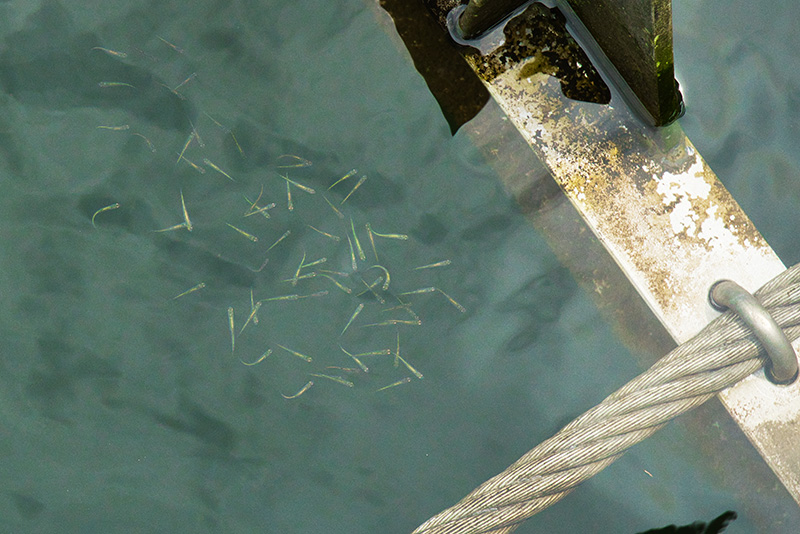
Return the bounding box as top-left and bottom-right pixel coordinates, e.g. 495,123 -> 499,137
697,204 -> 738,250
654,159 -> 712,237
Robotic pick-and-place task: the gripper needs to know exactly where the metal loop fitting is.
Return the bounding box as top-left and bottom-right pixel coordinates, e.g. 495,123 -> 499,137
709,280 -> 799,385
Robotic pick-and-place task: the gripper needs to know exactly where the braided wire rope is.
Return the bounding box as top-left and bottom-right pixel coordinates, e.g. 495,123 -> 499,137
412,263 -> 800,534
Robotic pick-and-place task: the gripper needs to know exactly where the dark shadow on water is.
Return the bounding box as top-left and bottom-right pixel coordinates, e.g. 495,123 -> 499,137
0,1 -> 193,131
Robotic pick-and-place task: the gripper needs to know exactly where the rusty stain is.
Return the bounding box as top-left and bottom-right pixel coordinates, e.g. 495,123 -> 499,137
461,3 -> 610,104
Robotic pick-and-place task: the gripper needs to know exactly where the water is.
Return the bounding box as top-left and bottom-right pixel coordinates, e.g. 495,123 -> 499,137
0,0 -> 798,533
675,0 -> 800,267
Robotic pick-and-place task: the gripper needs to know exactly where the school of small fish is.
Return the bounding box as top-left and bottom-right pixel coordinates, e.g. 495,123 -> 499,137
89,38 -> 466,398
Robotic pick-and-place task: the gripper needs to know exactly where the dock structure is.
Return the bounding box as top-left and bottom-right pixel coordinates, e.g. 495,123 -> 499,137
380,0 -> 800,527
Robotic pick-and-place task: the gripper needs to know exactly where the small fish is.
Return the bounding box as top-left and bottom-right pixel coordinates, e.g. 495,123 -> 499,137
249,256 -> 270,273
281,380 -> 314,399
413,260 -> 452,270
318,274 -> 352,294
309,373 -> 354,388
328,168 -> 358,190
338,345 -> 369,373
157,36 -> 184,54
227,307 -> 235,353
366,265 -> 391,291
250,288 -> 259,325
229,130 -> 245,157
291,250 -> 307,286
174,73 -> 198,92
306,225 -> 340,242
226,223 -> 258,242
244,202 -> 276,218
244,188 -> 274,217
131,132 -> 156,152
267,230 -> 291,251
317,269 -> 349,277
368,226 -> 408,240
96,124 -> 130,131
353,349 -> 392,357
394,330 -> 423,380
296,290 -> 328,300
203,111 -> 227,130
239,301 -> 262,335
325,366 -> 361,374
341,303 -> 365,335
436,288 -> 466,313
188,119 -> 204,147
356,276 -> 385,304
91,47 -> 128,58
158,82 -> 186,100
241,348 -> 272,366
301,257 -> 327,269
365,223 -> 379,261
382,303 -> 421,322
281,272 -> 316,283
341,175 -> 367,204
346,235 -> 358,272
172,282 -> 206,300
276,154 -> 312,168
396,349 -> 423,379
91,202 -> 120,228
350,217 -> 366,261
245,186 -> 265,212
322,194 -> 345,219
375,377 -> 411,392
394,330 -> 401,367
261,294 -> 300,302
279,173 -> 316,194
203,158 -> 235,181
98,81 -> 136,89
276,344 -> 312,363
175,153 -> 206,174
399,287 -> 436,296
180,189 -> 192,231
361,319 -> 421,327
154,221 -> 189,233
176,131 -> 195,163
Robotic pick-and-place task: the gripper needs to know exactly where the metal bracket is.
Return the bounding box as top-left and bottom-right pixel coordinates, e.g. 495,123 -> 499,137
709,280 -> 799,385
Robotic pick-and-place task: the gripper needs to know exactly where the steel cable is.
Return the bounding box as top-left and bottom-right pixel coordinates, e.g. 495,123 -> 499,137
412,263 -> 800,534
